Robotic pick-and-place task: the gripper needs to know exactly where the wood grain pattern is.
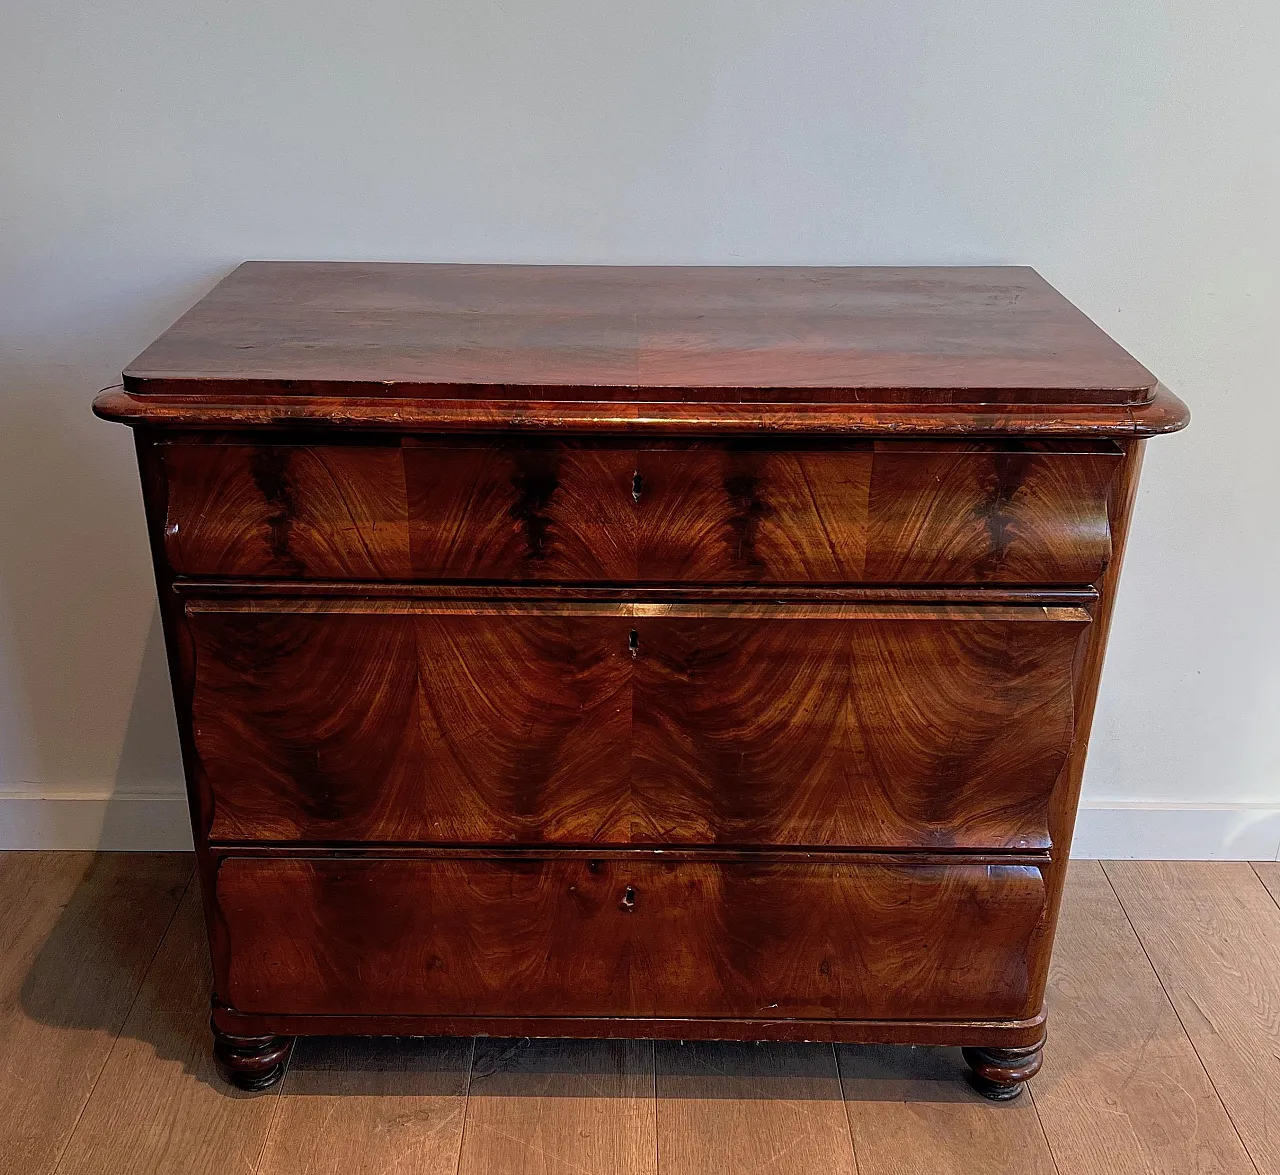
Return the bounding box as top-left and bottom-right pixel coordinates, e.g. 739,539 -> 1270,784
16,853 -> 1277,1174
177,579 -> 1102,605
1030,861 -> 1251,1174
55,873 -> 281,1175
95,382 -> 1191,435
186,600 -> 1086,849
121,263 -> 1158,403
458,1038 -> 656,1175
54,1012 -> 283,1175
655,1041 -> 856,1175
1030,436 -> 1146,1065
189,602 -> 634,846
632,608 -> 1082,853
129,882 -> 212,1020
0,852 -> 192,1175
94,262 -> 1188,1090
213,855 -> 1049,1022
163,442 -> 412,579
1253,860 -> 1280,906
639,441 -> 1118,584
1105,861 -> 1280,1172
256,1037 -> 472,1175
406,443 -> 638,580
162,439 -> 1119,585
209,1007 -> 1049,1048
837,1044 -> 1057,1174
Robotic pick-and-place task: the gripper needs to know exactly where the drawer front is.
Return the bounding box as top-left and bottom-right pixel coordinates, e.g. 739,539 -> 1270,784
636,441 -> 1117,584
189,600 -> 1086,850
163,440 -> 1119,584
215,855 -> 1049,1021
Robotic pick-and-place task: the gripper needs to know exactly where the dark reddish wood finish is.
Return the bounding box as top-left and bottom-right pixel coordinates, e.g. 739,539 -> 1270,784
119,263 -> 1157,404
95,263 -> 1188,1099
213,854 -> 1049,1021
210,1022 -> 294,1091
633,441 -> 1118,585
161,439 -> 1119,584
209,1005 -> 1048,1049
187,600 -> 1086,850
181,580 -> 1101,605
94,384 -> 1190,437
962,1037 -> 1047,1101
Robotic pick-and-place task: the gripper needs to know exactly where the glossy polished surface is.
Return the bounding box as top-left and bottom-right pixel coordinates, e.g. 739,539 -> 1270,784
189,601 -> 1085,850
163,440 -> 1119,584
215,855 -> 1049,1020
96,263 -> 1188,1097
122,263 -> 1158,403
95,382 -> 1190,434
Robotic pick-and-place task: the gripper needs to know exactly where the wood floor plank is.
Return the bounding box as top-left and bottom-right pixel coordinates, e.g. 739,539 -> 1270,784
1252,861 -> 1280,908
128,879 -> 211,1020
459,1038 -> 656,1175
257,1037 -> 472,1175
54,864 -> 281,1175
656,1041 -> 855,1175
9,855 -> 1274,1174
836,1044 -> 1054,1175
54,1011 -> 283,1175
0,851 -> 193,1175
1031,860 -> 1252,1174
1106,860 -> 1280,1173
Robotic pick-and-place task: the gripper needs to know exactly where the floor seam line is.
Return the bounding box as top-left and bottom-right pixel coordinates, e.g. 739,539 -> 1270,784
1249,862 -> 1280,912
650,1040 -> 660,1175
831,1042 -> 864,1175
1100,861 -> 1263,1175
252,1064 -> 291,1175
50,854 -> 196,1175
453,1035 -> 479,1175
1025,1082 -> 1063,1175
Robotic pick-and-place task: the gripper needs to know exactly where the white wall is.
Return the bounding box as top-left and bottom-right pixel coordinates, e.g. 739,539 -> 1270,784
2,1 -> 1277,857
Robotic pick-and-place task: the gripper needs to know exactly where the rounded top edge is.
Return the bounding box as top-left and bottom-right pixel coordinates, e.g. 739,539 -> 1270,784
1131,384 -> 1190,435
92,385 -> 1189,438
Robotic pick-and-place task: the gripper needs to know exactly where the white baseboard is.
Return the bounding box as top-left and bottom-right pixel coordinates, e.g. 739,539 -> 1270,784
0,792 -> 1277,859
1070,802 -> 1280,860
0,790 -> 193,851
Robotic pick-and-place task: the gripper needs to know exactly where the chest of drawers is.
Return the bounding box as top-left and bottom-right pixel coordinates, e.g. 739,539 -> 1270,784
96,263 -> 1187,1099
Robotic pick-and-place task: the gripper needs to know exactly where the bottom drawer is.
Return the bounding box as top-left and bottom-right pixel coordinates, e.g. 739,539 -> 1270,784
215,854 -> 1049,1021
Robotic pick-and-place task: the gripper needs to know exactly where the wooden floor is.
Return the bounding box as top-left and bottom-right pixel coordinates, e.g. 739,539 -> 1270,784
2,854 -> 1278,1174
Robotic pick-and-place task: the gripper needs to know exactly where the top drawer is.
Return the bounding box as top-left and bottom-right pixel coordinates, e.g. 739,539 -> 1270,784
161,439 -> 1120,585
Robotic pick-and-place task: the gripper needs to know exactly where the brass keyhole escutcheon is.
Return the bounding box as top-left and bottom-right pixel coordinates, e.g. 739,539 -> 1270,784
629,629 -> 639,658
620,885 -> 637,913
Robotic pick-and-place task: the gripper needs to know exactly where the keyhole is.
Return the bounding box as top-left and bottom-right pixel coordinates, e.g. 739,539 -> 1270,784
620,885 -> 637,912
632,471 -> 643,503
628,629 -> 639,658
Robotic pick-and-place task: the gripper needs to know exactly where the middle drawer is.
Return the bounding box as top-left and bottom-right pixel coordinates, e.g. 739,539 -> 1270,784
187,598 -> 1087,850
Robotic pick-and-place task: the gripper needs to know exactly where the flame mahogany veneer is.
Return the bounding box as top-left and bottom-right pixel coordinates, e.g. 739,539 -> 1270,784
96,263 -> 1188,1099
187,601 -> 1086,851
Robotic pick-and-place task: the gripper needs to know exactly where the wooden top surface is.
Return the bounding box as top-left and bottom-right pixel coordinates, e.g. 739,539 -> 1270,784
122,263 -> 1158,405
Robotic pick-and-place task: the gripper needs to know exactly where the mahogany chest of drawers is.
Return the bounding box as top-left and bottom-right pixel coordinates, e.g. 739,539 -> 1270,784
96,263 -> 1188,1099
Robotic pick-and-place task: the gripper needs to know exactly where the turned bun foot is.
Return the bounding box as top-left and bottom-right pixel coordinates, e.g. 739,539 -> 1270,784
962,1034 -> 1045,1101
212,1020 -> 294,1091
